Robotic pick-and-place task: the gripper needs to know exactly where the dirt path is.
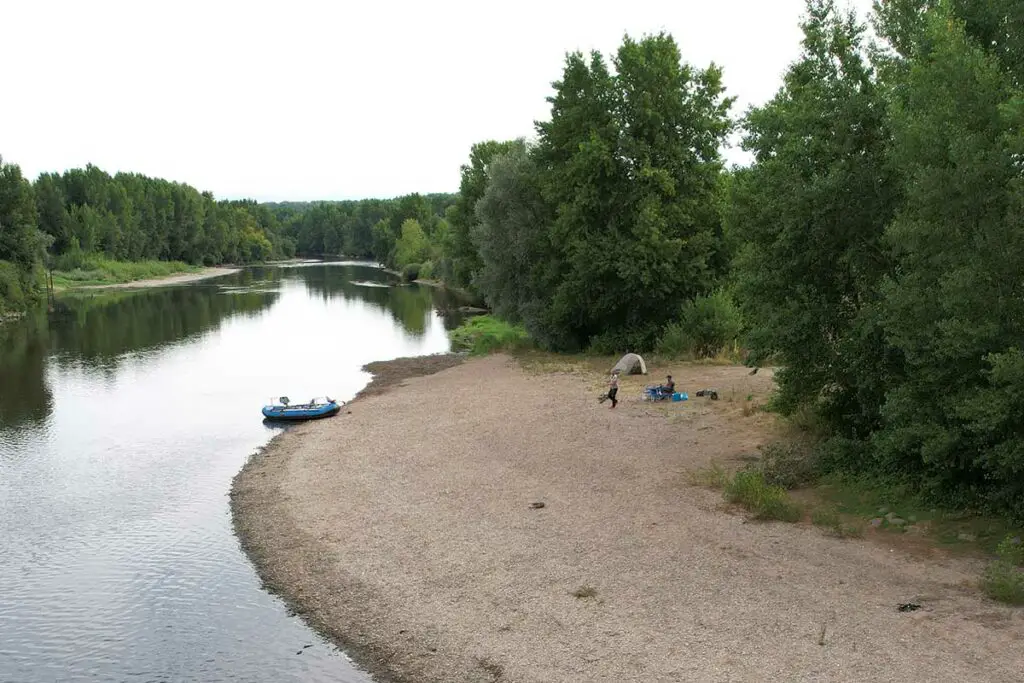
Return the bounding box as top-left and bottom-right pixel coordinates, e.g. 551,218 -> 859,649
231,355 -> 1022,683
73,266 -> 239,290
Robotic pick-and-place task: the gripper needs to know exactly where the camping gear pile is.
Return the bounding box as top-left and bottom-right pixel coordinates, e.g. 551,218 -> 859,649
643,386 -> 688,402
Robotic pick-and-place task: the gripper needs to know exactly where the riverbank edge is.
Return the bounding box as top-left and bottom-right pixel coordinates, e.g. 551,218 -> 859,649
377,265 -> 485,306
65,266 -> 241,291
229,353 -> 466,683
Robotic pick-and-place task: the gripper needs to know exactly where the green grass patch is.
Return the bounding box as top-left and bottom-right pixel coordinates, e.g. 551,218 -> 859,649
810,506 -> 863,538
982,536 -> 1024,605
448,315 -> 532,355
52,256 -> 199,289
724,470 -> 803,522
812,473 -> 1022,553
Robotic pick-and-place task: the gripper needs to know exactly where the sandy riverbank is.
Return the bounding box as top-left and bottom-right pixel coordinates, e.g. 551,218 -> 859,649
73,266 -> 239,290
231,354 -> 1023,683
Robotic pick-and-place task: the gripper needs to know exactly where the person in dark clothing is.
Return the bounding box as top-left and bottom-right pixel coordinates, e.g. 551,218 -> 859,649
607,369 -> 620,408
660,375 -> 675,397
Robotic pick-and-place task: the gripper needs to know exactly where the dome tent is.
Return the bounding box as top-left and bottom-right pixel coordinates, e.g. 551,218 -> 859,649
611,353 -> 647,376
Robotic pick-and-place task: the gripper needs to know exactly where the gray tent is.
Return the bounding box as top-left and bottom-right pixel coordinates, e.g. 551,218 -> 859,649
612,353 -> 647,376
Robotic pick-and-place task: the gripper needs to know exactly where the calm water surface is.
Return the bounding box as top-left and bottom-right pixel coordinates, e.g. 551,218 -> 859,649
0,262 -> 464,682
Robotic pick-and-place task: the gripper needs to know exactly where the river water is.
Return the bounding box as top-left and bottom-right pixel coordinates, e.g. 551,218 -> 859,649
0,262 -> 463,682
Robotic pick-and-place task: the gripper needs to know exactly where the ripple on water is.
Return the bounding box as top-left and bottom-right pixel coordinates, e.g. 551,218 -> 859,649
0,265 -> 464,682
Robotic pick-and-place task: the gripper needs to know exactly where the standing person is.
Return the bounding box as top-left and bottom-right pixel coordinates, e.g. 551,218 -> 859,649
607,369 -> 620,409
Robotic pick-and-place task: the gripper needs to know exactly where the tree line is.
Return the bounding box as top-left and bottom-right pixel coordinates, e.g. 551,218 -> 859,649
265,192 -> 456,280
3,0 -> 1022,515
0,161 -> 291,312
0,150 -> 460,314
440,0 -> 1024,517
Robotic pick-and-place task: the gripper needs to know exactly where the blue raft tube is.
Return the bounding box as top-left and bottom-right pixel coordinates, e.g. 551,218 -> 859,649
262,396 -> 343,422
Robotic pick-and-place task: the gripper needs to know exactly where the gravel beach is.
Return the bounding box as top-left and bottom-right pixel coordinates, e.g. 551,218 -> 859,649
74,266 -> 239,290
231,354 -> 1023,683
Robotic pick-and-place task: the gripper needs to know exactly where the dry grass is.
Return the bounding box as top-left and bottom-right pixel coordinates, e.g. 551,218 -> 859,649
571,585 -> 598,599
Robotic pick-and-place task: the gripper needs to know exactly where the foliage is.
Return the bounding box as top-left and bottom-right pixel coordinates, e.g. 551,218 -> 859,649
401,263 -> 421,282
394,219 -> 429,269
810,507 -> 863,538
724,470 -> 804,522
51,256 -> 197,288
689,461 -> 730,489
530,34 -> 733,351
721,0 -> 1024,518
730,0 -> 900,433
0,261 -> 30,314
982,535 -> 1024,605
473,142 -> 555,332
462,33 -> 734,351
448,315 -> 531,355
756,441 -> 820,490
444,140 -> 524,291
0,156 -> 49,312
33,166 -> 287,265
266,194 -> 455,266
657,289 -> 743,358
868,5 -> 1024,515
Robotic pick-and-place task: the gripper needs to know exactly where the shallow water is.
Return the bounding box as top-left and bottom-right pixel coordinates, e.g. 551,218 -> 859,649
0,263 -> 463,682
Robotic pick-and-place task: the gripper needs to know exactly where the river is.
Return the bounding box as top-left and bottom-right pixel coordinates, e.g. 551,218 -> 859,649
0,262 -> 465,682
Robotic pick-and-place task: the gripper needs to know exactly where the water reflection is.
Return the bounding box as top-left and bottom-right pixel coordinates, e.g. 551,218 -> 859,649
0,262 -> 470,433
0,262 -> 457,683
278,262 -> 472,334
51,286 -> 279,363
0,313 -> 53,430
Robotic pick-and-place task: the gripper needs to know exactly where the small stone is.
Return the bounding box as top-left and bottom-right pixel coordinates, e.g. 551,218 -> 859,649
889,517 -> 907,526
530,501 -> 546,509
957,532 -> 977,542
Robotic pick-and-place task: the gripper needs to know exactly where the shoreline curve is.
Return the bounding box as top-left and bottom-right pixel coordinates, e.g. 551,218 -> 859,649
71,266 -> 240,290
229,353 -> 1024,683
230,354 -> 465,683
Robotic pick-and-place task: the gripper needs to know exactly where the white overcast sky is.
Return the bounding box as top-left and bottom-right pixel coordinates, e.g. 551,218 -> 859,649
2,0 -> 873,202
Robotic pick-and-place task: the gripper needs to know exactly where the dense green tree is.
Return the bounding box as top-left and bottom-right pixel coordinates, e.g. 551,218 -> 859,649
474,142 -> 555,328
445,140 -> 523,290
511,33 -> 732,351
731,0 -> 900,436
0,157 -> 48,312
871,5 -> 1024,510
394,218 -> 428,268
28,165 -> 286,269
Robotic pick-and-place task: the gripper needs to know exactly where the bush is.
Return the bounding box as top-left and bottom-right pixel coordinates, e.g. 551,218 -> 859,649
657,289 -> 743,358
51,256 -> 195,287
757,441 -> 820,489
0,261 -> 27,313
418,260 -> 435,280
982,535 -> 1024,605
401,263 -> 421,282
449,315 -> 531,355
588,325 -> 661,355
725,470 -> 803,522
